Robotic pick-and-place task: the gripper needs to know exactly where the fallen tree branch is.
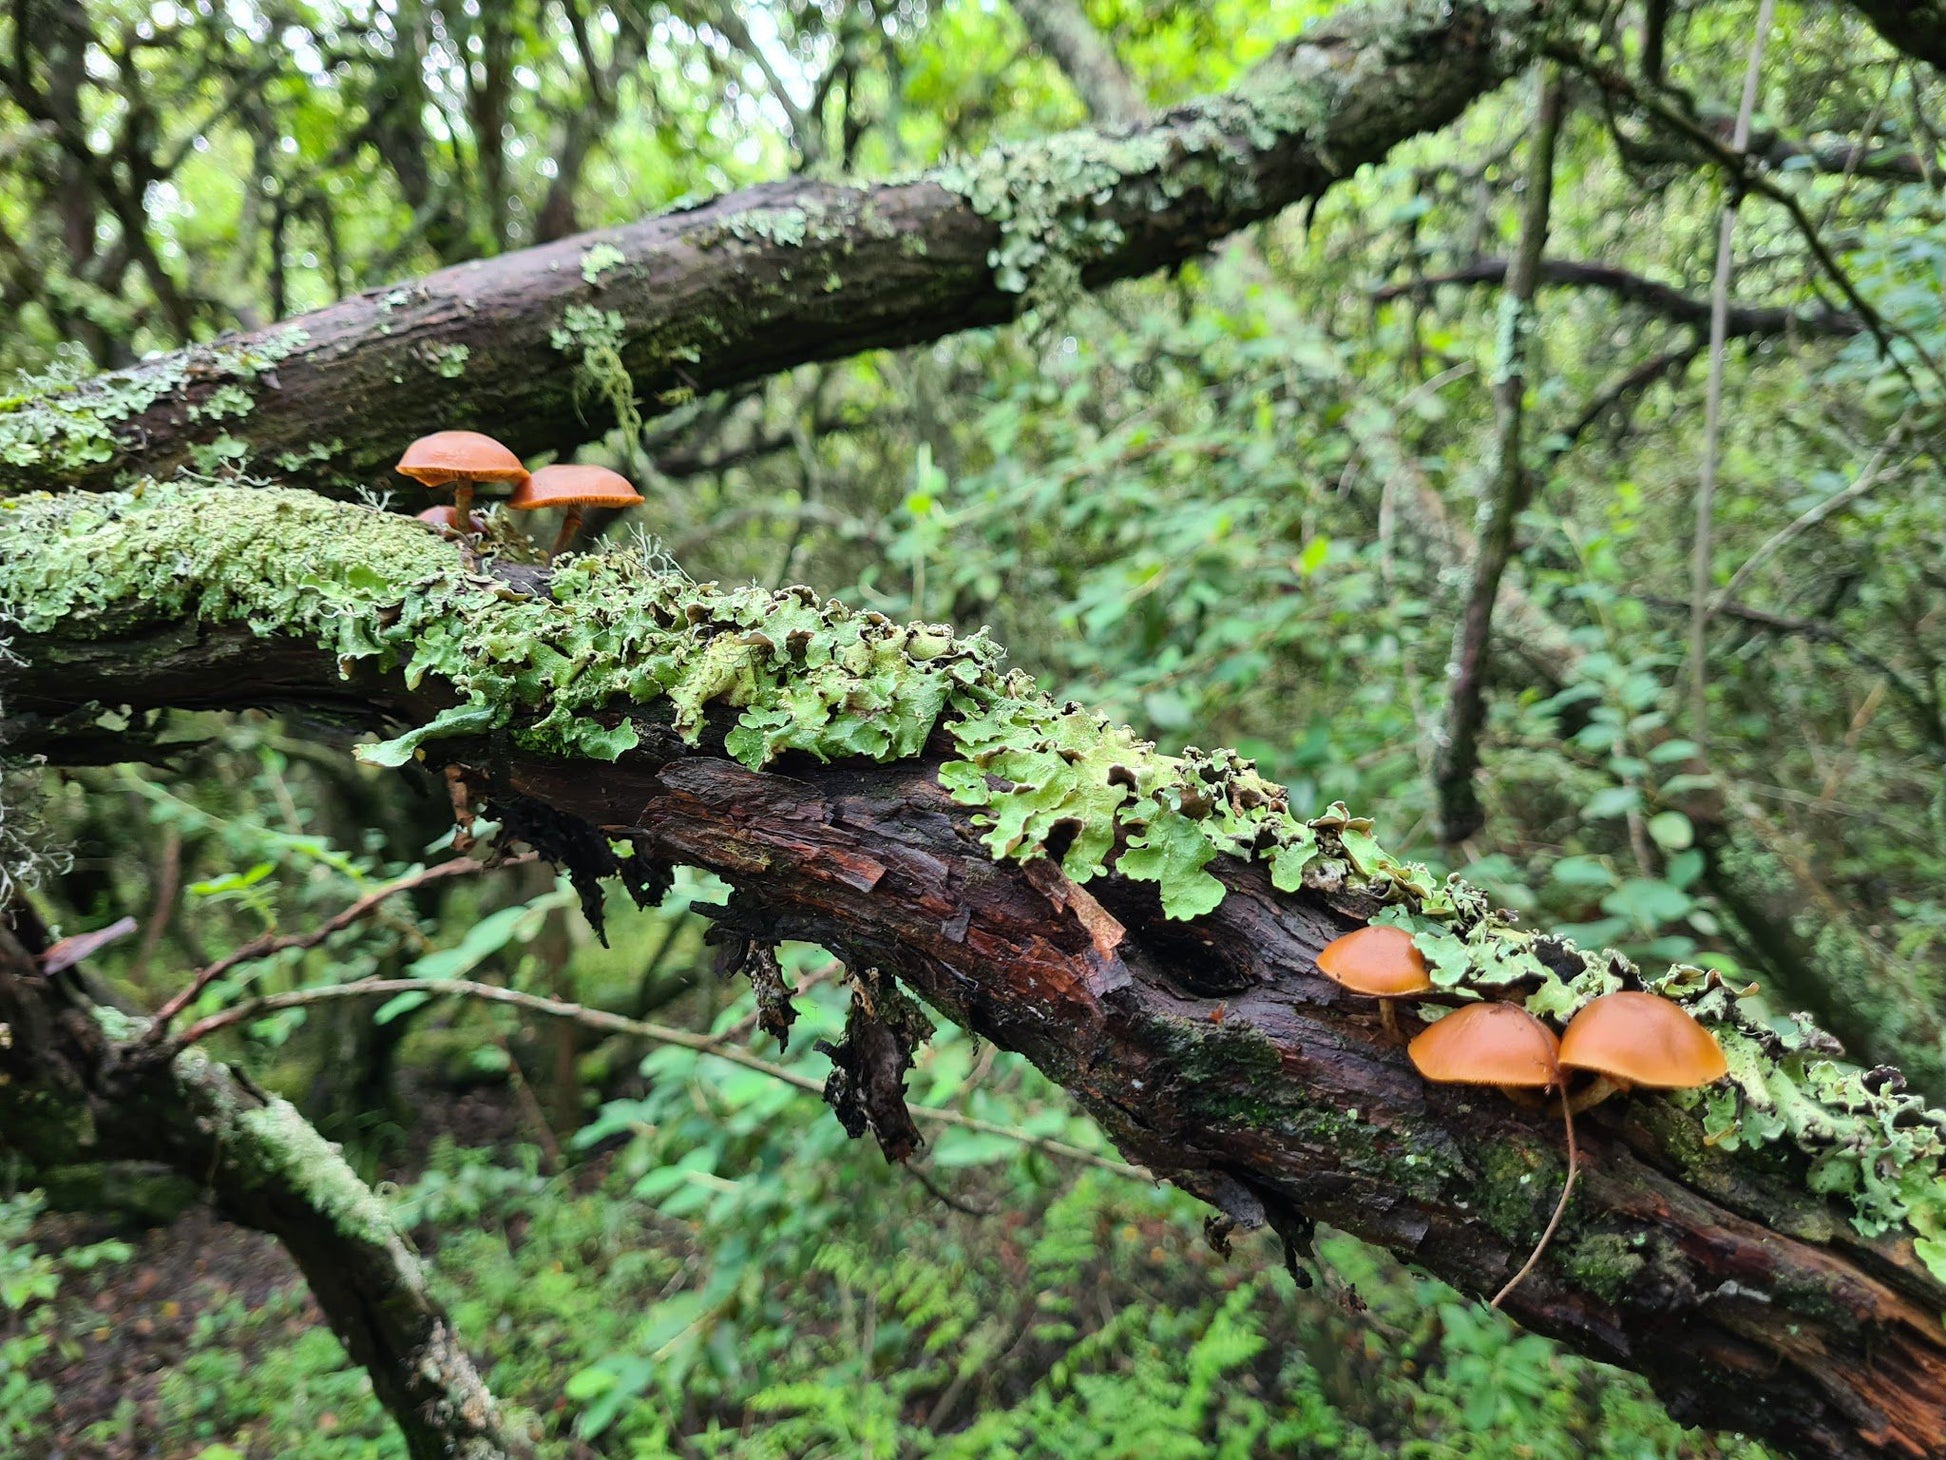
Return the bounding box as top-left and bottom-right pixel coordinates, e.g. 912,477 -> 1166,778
8,484 -> 1946,1459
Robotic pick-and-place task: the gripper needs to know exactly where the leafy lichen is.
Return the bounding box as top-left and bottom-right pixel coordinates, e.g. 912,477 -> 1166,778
580,242 -> 627,286
0,327 -> 308,478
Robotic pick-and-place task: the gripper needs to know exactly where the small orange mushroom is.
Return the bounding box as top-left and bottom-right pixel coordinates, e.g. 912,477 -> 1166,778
415,504 -> 484,537
1409,1001 -> 1561,1093
507,462 -> 645,559
1559,990 -> 1727,1113
1315,924 -> 1434,1038
1411,1001 -> 1578,1311
395,430 -> 528,523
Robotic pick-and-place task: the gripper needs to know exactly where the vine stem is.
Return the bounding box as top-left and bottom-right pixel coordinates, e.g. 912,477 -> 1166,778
171,974 -> 1151,1179
143,852 -> 534,1041
1688,0 -> 1778,746
1490,1085 -> 1578,1311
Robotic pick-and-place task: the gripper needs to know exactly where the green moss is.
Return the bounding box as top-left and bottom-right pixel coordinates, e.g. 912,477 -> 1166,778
236,1098 -> 397,1247
1473,1140 -> 1566,1246
1563,1231 -> 1650,1306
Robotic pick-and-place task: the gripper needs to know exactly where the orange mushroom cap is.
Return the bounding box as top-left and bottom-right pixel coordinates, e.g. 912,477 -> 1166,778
395,431 -> 527,489
1315,925 -> 1434,998
506,463 -> 644,512
1558,991 -> 1728,1088
1409,1002 -> 1562,1088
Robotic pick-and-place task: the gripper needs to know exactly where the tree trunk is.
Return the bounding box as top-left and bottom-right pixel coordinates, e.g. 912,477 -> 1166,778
6,484 -> 1946,1460
0,917 -> 524,1460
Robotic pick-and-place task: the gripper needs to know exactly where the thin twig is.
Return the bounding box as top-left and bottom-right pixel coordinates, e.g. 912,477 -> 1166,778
143,853 -> 535,1040
1714,427 -> 1908,608
1555,43 -> 1943,394
1689,0 -> 1777,748
172,976 -> 1152,1179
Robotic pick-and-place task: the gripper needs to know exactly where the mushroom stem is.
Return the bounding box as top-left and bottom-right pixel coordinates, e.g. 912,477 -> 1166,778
1490,1084 -> 1577,1311
453,482 -> 475,522
549,506 -> 585,560
1565,1074 -> 1628,1116
1379,998 -> 1401,1041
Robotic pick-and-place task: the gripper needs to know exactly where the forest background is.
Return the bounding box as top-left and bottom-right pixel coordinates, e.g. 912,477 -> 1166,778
1,0 -> 1943,1456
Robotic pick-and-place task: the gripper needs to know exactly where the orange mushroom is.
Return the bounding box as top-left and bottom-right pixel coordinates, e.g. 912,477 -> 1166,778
1558,990 -> 1727,1113
1410,1002 -> 1576,1309
395,430 -> 528,523
506,462 -> 645,559
1409,1001 -> 1561,1094
1315,924 -> 1434,1038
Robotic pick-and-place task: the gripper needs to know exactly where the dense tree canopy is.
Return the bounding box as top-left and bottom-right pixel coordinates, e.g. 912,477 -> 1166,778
3,1 -> 1946,1458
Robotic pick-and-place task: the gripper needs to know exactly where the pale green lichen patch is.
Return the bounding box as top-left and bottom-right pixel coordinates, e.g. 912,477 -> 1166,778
422,342 -> 470,379
236,1098 -> 397,1247
0,327 -> 308,478
580,242 -> 627,286
931,25 -> 1341,304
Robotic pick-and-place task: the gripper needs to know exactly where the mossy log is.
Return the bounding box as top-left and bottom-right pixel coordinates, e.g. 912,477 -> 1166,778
0,0 -> 1532,495
7,484 -> 1946,1460
0,918 -> 524,1460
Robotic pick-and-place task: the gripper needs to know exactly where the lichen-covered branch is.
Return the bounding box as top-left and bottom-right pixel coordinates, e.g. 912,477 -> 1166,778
0,0 -> 1534,496
7,483 -> 1946,1459
0,917 -> 524,1460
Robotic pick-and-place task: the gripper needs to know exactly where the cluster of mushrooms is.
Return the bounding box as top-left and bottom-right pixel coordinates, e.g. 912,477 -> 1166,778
394,429 -> 645,559
1315,923 -> 1729,1307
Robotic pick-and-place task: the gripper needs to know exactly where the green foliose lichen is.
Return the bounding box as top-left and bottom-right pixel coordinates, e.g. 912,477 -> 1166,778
0,481 -> 1003,770
580,242 -> 627,286
931,26 -> 1341,307
0,327 -> 308,478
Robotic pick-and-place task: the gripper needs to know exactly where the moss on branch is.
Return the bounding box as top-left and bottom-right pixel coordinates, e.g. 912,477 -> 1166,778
6,480 -> 1946,1286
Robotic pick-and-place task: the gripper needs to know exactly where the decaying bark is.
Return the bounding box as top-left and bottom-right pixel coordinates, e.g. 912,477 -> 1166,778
0,0 -> 1534,496
7,488 -> 1946,1460
0,918 -> 524,1460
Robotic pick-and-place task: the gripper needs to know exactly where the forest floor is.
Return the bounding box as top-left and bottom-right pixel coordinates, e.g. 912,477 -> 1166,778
33,1088 -> 532,1460
37,1206 -> 312,1460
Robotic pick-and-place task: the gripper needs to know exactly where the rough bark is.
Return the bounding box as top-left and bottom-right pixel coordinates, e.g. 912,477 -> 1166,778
0,0 -> 1533,496
0,918 -> 523,1460
7,486 -> 1946,1460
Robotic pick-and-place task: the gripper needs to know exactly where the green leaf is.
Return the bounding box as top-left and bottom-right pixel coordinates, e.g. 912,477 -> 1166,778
1646,810 -> 1694,851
